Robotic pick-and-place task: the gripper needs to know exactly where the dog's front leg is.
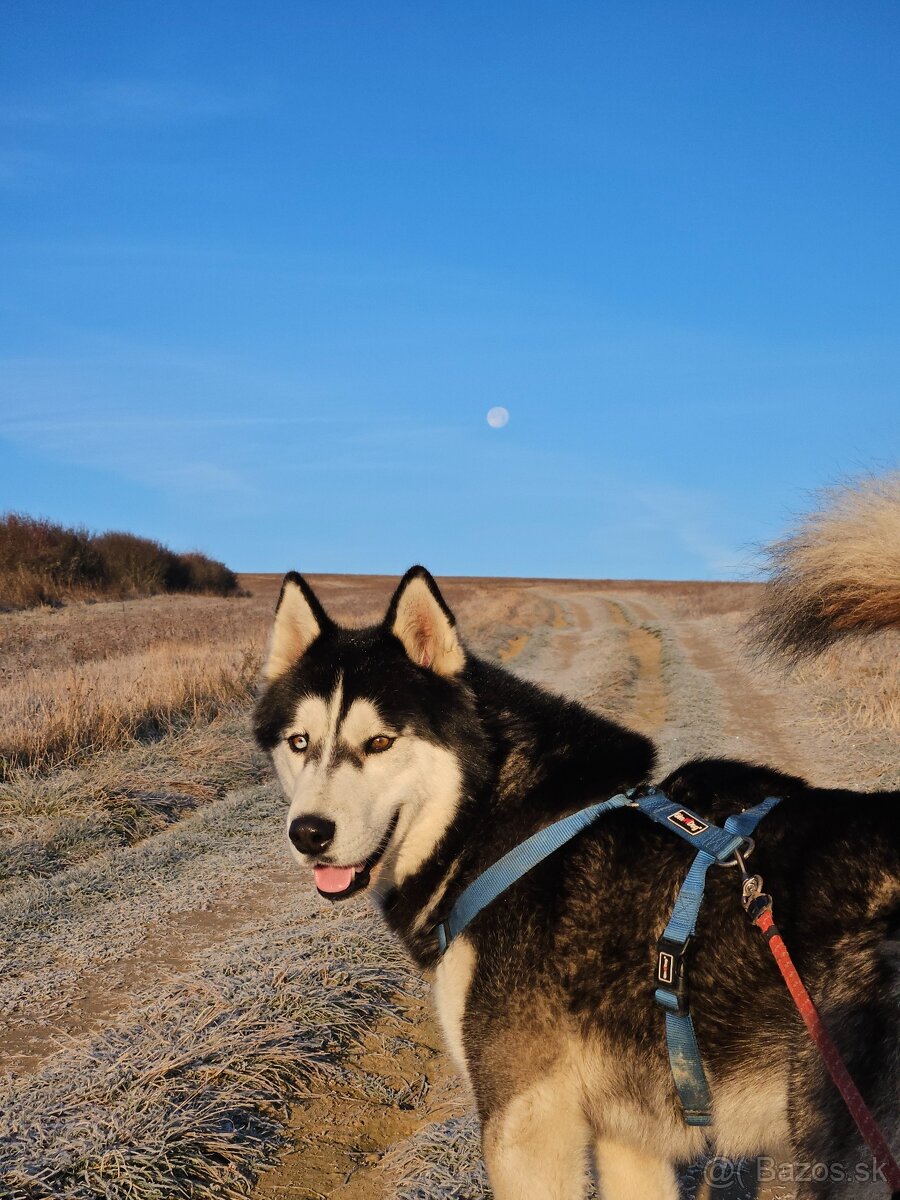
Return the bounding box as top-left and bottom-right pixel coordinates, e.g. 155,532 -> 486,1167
481,1077 -> 592,1200
594,1137 -> 680,1200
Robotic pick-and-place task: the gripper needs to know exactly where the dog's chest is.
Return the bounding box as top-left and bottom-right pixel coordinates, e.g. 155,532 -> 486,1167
431,935 -> 477,1085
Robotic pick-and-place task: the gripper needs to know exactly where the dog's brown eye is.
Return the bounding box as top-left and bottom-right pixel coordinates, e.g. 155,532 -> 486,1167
287,733 -> 309,754
365,735 -> 395,754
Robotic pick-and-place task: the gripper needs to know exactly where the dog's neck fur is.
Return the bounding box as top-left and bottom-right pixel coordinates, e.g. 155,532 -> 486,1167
376,652 -> 656,967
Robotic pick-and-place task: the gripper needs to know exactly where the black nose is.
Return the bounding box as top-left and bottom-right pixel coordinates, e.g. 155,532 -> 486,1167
289,815 -> 336,856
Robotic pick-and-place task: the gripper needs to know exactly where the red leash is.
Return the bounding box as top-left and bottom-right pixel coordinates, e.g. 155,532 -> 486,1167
744,882 -> 900,1194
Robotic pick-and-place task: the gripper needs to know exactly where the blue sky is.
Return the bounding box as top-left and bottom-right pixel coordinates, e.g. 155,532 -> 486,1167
2,2 -> 898,579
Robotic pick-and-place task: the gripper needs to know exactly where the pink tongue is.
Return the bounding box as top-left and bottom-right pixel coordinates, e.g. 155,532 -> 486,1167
314,865 -> 356,893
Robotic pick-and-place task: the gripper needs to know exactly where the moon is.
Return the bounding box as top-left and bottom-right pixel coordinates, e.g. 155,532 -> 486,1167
486,406 -> 510,429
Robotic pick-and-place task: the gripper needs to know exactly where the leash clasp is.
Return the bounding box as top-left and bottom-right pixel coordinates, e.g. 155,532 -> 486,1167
741,871 -> 765,909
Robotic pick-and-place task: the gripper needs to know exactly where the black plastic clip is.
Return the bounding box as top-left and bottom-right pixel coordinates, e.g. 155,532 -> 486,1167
434,918 -> 452,955
655,935 -> 691,1016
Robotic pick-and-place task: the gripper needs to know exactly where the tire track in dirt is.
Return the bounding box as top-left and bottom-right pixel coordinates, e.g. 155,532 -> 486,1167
254,1002 -> 463,1200
603,598 -> 668,737
525,593 -> 669,741
625,595 -> 805,776
676,624 -> 802,772
498,632 -> 529,662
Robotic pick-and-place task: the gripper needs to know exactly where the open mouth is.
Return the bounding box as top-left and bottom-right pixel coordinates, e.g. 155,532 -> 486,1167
313,812 -> 399,902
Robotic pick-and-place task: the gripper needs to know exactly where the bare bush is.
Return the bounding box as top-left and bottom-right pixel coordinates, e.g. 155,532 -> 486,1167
92,530 -> 181,594
0,513 -> 106,608
0,513 -> 240,610
177,550 -> 240,596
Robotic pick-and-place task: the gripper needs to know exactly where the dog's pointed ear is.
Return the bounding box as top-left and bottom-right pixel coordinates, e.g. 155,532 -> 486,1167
263,572 -> 331,681
385,566 -> 465,676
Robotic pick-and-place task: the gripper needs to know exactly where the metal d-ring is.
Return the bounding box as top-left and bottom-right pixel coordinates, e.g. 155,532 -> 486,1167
719,837 -> 755,869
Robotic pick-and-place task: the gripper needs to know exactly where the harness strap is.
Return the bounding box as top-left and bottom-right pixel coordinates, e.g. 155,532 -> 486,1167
749,902 -> 900,1194
433,792 -> 634,952
431,787 -> 782,1134
654,796 -> 782,1126
636,787 -> 753,862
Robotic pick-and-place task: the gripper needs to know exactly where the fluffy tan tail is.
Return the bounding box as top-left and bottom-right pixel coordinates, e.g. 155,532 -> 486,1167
751,472 -> 900,659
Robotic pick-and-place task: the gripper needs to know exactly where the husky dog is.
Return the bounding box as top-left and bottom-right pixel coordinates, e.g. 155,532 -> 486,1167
254,567 -> 900,1200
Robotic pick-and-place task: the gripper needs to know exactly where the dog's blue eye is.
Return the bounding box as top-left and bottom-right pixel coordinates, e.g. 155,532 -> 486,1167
287,733 -> 309,753
365,735 -> 395,754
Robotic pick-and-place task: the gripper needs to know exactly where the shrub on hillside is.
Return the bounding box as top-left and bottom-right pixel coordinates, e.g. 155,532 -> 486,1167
0,513 -> 240,610
0,514 -> 107,608
177,552 -> 239,596
93,531 -> 183,595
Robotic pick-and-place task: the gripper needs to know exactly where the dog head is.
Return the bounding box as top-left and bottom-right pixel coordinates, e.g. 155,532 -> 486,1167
254,566 -> 483,901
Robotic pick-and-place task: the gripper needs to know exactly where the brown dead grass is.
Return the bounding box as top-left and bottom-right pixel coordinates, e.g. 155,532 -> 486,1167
0,585 -> 279,778
1,639 -> 262,778
792,630 -> 900,734
0,592 -> 271,677
0,575 -> 554,778
649,581 -> 762,619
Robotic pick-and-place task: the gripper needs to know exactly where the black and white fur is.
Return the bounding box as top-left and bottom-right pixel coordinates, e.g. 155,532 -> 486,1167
254,567 -> 900,1200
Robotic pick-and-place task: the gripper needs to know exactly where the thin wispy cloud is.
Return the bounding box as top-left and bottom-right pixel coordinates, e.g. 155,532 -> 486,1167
631,485 -> 747,578
0,79 -> 264,127
0,415 -> 357,436
0,149 -> 63,191
152,461 -> 250,497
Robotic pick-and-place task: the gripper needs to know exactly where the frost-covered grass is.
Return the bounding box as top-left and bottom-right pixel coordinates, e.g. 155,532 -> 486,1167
0,909 -> 423,1200
385,1115 -> 492,1200
0,708 -> 267,894
0,783 -> 285,1021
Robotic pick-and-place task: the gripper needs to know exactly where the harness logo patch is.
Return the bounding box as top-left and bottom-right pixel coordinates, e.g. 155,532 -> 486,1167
667,809 -> 708,836
657,950 -> 676,986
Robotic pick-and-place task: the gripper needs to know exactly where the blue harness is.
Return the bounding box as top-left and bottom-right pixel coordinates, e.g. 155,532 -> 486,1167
433,786 -> 781,1127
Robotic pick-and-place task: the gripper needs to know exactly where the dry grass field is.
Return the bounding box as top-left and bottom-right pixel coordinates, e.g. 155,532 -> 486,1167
0,571 -> 896,1199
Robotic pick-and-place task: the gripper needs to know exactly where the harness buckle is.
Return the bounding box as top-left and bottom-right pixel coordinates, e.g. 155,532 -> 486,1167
655,935 -> 691,1016
434,918 -> 452,954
